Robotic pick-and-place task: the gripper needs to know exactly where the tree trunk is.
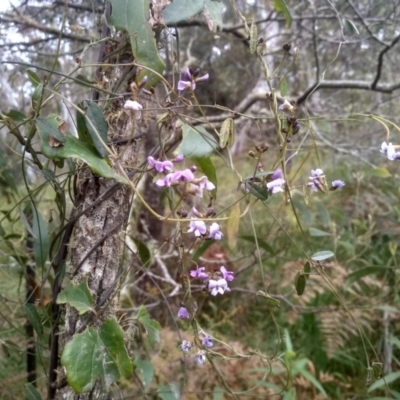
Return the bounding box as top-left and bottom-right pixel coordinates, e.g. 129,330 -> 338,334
53,32 -> 146,399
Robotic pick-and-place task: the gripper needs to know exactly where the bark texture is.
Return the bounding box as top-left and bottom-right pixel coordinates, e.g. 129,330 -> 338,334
54,33 -> 148,399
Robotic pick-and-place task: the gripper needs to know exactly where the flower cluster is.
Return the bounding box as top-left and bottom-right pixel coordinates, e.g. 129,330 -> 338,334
148,155 -> 215,199
178,67 -> 209,92
188,220 -> 223,240
381,141 -> 400,160
190,265 -> 234,296
178,331 -> 214,366
307,168 -> 345,192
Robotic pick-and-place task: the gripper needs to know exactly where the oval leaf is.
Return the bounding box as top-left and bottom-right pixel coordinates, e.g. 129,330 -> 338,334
57,279 -> 94,315
24,303 -> 43,335
295,271 -> 306,295
176,123 -> 218,159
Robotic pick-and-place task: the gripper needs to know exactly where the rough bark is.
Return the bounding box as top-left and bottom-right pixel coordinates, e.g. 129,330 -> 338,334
53,33 -> 147,399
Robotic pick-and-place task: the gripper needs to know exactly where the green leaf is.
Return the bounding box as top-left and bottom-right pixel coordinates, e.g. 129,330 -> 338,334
226,203 -> 241,250
299,369 -> 328,398
132,238 -> 151,266
203,0 -> 223,32
135,358 -> 154,390
368,371 -> 400,392
193,157 -> 217,197
0,150 -> 17,192
36,121 -> 128,185
6,109 -> 26,122
316,202 -> 331,226
158,384 -> 176,400
309,227 -> 331,237
213,386 -> 225,400
303,261 -> 310,279
273,0 -> 292,28
256,290 -> 281,307
368,167 -> 391,178
295,271 -> 306,295
57,279 -> 94,315
293,199 -> 312,226
192,240 -> 214,261
137,305 -> 161,347
26,69 -> 41,87
311,250 -> 334,261
240,235 -> 274,254
246,181 -> 270,201
36,115 -> 66,145
109,0 -> 165,88
279,77 -> 288,97
83,100 -> 109,158
61,318 -> 132,393
343,18 -> 359,35
24,303 -> 43,335
345,266 -> 390,287
176,123 -> 218,159
31,205 -> 49,269
25,383 -> 43,400
163,0 -> 203,24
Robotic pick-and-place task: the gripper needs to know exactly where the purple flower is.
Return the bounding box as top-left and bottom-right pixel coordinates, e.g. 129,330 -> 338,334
381,142 -> 400,160
174,154 -> 184,162
171,169 -> 195,182
208,222 -> 223,240
208,278 -> 229,296
308,168 -> 325,192
330,180 -> 345,191
190,266 -> 209,280
266,178 -> 285,193
177,68 -> 209,92
197,176 -> 215,191
278,99 -> 294,112
188,220 -> 207,237
220,266 -> 234,282
195,350 -> 206,365
201,336 -> 213,348
188,184 -> 204,198
178,306 -> 190,319
147,156 -> 173,173
155,173 -> 173,187
271,169 -> 282,180
179,340 -> 192,353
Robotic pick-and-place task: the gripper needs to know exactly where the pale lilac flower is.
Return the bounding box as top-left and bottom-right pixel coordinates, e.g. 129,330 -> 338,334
171,169 -> 195,182
179,340 -> 192,353
155,173 -> 173,187
174,154 -> 184,162
266,178 -> 285,193
197,176 -> 215,191
308,168 -> 325,192
192,207 -> 201,217
178,306 -> 190,319
278,99 -> 294,112
147,156 -> 173,173
201,336 -> 213,348
220,266 -> 234,282
382,142 -> 400,160
195,350 -> 206,365
124,100 -> 143,111
271,169 -> 282,180
188,220 -> 207,237
190,266 -> 209,280
330,180 -> 345,191
178,68 -> 209,92
208,278 -> 229,296
208,223 -> 223,240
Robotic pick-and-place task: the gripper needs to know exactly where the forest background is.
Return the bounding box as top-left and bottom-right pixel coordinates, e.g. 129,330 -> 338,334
0,0 -> 399,399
